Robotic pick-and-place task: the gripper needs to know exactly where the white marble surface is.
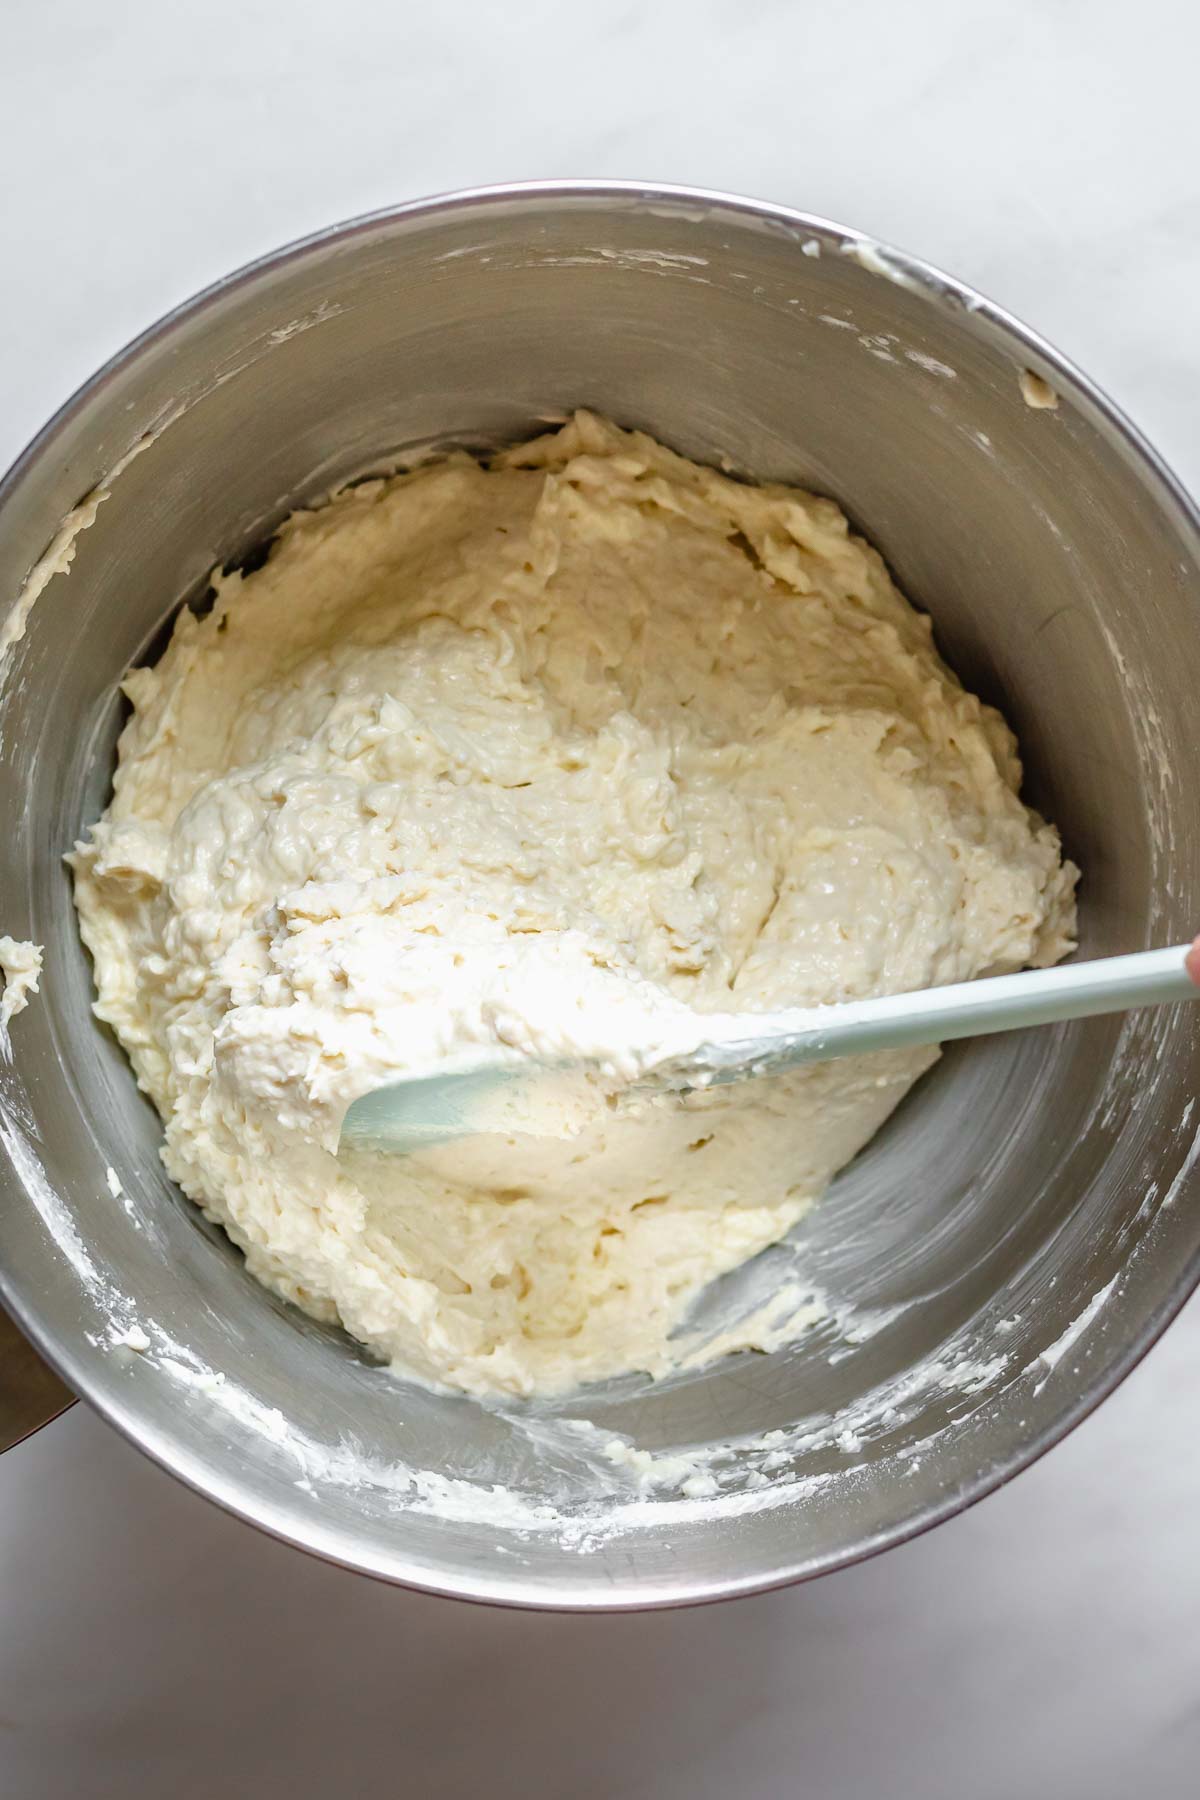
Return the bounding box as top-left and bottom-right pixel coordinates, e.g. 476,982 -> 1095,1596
3,2 -> 1200,1794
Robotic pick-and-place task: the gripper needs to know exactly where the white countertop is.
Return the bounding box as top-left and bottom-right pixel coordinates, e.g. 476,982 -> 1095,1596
3,3 -> 1199,1793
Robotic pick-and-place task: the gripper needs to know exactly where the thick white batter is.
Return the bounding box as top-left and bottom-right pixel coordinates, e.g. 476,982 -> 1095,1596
71,414 -> 1076,1397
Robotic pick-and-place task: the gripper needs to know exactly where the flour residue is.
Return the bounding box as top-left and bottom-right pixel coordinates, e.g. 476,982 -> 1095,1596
906,350 -> 957,379
1,418 -> 177,674
1038,1276 -> 1117,1371
840,239 -> 924,293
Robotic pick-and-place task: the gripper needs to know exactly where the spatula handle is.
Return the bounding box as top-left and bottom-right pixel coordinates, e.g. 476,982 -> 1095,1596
691,943 -> 1199,1078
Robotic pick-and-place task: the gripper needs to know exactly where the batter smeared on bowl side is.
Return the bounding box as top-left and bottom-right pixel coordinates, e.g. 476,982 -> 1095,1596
70,414 -> 1077,1397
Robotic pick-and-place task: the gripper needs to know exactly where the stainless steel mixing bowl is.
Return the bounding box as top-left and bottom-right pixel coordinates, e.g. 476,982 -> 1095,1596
2,183 -> 1199,1607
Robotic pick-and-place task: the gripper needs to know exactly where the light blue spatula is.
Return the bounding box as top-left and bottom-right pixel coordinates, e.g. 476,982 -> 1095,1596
340,941 -> 1200,1156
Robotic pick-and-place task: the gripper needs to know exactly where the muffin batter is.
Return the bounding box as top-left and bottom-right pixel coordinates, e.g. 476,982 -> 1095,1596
71,414 -> 1077,1397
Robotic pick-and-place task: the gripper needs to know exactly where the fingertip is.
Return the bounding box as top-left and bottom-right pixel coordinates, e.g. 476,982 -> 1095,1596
1187,937 -> 1200,988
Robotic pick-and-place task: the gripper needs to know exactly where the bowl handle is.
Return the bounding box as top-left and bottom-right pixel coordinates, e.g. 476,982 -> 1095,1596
0,1303 -> 74,1452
